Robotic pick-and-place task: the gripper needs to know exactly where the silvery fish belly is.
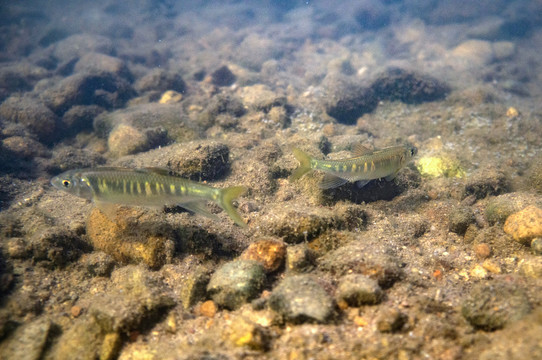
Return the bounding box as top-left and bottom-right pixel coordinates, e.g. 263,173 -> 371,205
51,167 -> 247,227
290,144 -> 418,189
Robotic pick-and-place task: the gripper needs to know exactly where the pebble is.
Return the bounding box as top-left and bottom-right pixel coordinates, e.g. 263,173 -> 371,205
268,274 -> 335,324
461,282 -> 531,331
448,206 -> 475,235
207,259 -> 266,310
503,205 -> 542,245
473,243 -> 491,259
335,273 -> 383,306
240,238 -> 287,273
198,300 -> 217,318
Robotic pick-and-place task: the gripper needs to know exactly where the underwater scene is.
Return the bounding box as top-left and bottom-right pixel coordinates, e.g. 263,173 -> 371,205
1,0 -> 542,358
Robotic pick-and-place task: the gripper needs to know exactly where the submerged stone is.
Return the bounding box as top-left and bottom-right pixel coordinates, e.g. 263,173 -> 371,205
207,259 -> 266,310
268,274 -> 335,324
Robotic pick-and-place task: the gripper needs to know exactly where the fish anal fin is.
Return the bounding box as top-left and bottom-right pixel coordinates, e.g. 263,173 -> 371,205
179,201 -> 219,220
320,174 -> 349,189
95,201 -> 119,220
385,172 -> 398,182
352,144 -> 373,157
355,180 -> 371,188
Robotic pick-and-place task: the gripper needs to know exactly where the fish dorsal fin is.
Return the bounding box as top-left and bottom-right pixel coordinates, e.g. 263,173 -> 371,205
141,167 -> 175,176
320,174 -> 349,189
352,144 -> 373,157
178,201 -> 219,220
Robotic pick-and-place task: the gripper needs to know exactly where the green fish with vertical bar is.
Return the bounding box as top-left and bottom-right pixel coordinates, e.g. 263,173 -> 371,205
290,144 -> 417,189
51,167 -> 247,227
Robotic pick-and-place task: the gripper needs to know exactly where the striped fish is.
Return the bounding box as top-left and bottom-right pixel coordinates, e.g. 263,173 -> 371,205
290,144 -> 417,189
51,167 -> 247,227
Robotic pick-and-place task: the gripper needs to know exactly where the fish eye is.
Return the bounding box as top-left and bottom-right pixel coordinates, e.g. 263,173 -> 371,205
62,180 -> 71,188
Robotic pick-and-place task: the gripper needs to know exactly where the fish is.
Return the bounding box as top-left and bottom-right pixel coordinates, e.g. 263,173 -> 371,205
290,144 -> 418,189
51,167 -> 247,227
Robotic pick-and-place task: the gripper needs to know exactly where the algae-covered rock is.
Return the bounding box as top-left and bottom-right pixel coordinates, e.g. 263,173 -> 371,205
134,68 -> 186,93
461,281 -> 531,331
29,226 -> 87,267
465,167 -> 510,199
223,315 -> 270,350
89,265 -> 176,334
240,238 -> 287,273
416,153 -> 465,178
319,243 -> 404,289
448,206 -> 475,235
268,274 -> 335,324
503,205 -> 542,246
518,257 -> 542,279
376,307 -> 408,333
485,193 -> 535,225
207,259 -> 266,310
0,317 -> 53,360
40,72 -> 135,114
285,244 -> 316,273
162,263 -> 211,309
51,315 -> 111,360
336,273 -> 384,307
323,75 -> 377,125
371,68 -> 449,104
0,94 -> 59,143
86,208 -> 176,269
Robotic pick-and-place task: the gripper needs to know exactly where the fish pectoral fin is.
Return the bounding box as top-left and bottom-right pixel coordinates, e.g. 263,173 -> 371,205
385,172 -> 398,182
179,201 -> 219,220
355,180 -> 371,188
352,144 -> 373,157
95,201 -> 119,220
320,174 -> 349,189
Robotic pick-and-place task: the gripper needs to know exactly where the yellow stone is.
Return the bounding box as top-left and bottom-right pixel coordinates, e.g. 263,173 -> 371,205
159,90 -> 183,104
416,155 -> 466,178
503,205 -> 542,245
506,107 -> 519,117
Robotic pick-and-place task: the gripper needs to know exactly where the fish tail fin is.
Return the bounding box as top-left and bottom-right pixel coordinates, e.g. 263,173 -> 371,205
290,148 -> 313,182
218,186 -> 247,227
